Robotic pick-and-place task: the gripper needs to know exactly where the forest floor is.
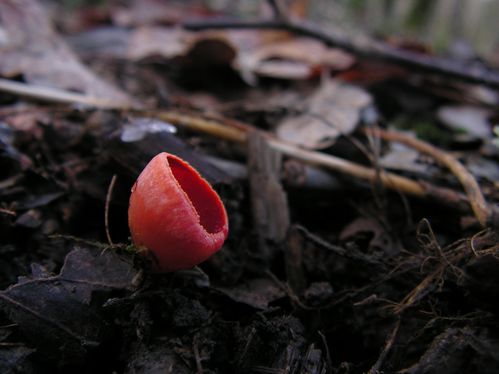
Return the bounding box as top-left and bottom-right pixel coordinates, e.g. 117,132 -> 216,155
1,1 -> 499,373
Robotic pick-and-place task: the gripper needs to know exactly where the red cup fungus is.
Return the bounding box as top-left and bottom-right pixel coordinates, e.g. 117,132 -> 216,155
128,152 -> 229,272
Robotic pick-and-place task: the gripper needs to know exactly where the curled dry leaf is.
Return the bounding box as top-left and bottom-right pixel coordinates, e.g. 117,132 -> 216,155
340,217 -> 396,256
244,37 -> 354,80
276,80 -> 372,149
124,27 -> 354,82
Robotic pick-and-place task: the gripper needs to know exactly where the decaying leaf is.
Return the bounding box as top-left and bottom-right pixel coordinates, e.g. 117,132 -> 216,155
276,80 -> 372,148
243,37 -> 354,81
214,278 -> 285,310
251,60 -> 312,80
0,247 -> 139,365
0,0 -> 130,104
0,344 -> 35,374
58,247 -> 140,304
3,1 -> 499,372
0,276 -> 107,364
121,27 -> 354,82
438,105 -> 492,139
340,216 -> 395,255
120,117 -> 176,143
125,342 -> 191,374
380,141 -> 434,175
467,157 -> 499,182
108,122 -> 230,185
400,327 -> 499,374
461,254 -> 499,313
127,27 -> 189,61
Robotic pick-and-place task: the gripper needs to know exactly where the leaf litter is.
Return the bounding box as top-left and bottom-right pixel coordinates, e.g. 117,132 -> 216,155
1,0 -> 499,373
0,247 -> 139,365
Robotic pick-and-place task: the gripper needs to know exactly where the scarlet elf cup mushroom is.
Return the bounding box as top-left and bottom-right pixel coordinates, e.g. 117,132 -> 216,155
128,152 -> 229,272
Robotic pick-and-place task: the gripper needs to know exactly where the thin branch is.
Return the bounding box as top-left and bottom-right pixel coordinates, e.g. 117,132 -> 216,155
318,331 -> 333,374
269,139 -> 426,196
366,128 -> 489,227
0,208 -> 16,216
265,270 -> 315,311
183,18 -> 499,88
105,175 -> 118,246
237,327 -> 256,366
192,334 -> 204,374
367,318 -> 401,374
0,79 -> 476,215
152,110 -> 472,211
0,78 -> 132,109
153,111 -> 426,195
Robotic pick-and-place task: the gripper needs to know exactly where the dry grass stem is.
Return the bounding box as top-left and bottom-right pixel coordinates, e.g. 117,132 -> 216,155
366,128 -> 489,227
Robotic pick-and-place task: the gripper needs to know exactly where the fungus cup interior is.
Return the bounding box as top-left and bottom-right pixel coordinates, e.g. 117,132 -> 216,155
167,155 -> 225,234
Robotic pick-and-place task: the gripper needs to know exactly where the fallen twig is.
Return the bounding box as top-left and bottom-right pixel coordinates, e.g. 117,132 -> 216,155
367,318 -> 401,374
192,334 -> 204,374
183,18 -> 499,88
0,78 -> 132,109
152,110 -> 472,212
105,175 -> 118,246
318,331 -> 332,373
393,263 -> 446,315
0,79 -> 475,214
247,132 -> 290,258
365,128 -> 489,227
0,208 -> 16,216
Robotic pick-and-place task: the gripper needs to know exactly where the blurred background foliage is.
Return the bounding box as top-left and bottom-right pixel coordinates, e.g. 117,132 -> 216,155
53,0 -> 499,63
206,0 -> 499,62
317,0 -> 499,59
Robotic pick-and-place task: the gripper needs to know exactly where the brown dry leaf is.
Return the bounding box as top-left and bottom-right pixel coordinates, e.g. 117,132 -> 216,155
340,217 -> 395,255
124,27 -> 353,83
276,79 -> 372,149
0,246 -> 139,364
3,109 -> 49,133
250,60 -> 312,80
467,157 -> 499,182
380,141 -> 432,175
0,0 -> 130,104
66,27 -> 131,60
199,29 -> 289,84
127,27 -> 191,61
247,37 -> 354,79
438,105 -> 492,139
127,27 -> 243,66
